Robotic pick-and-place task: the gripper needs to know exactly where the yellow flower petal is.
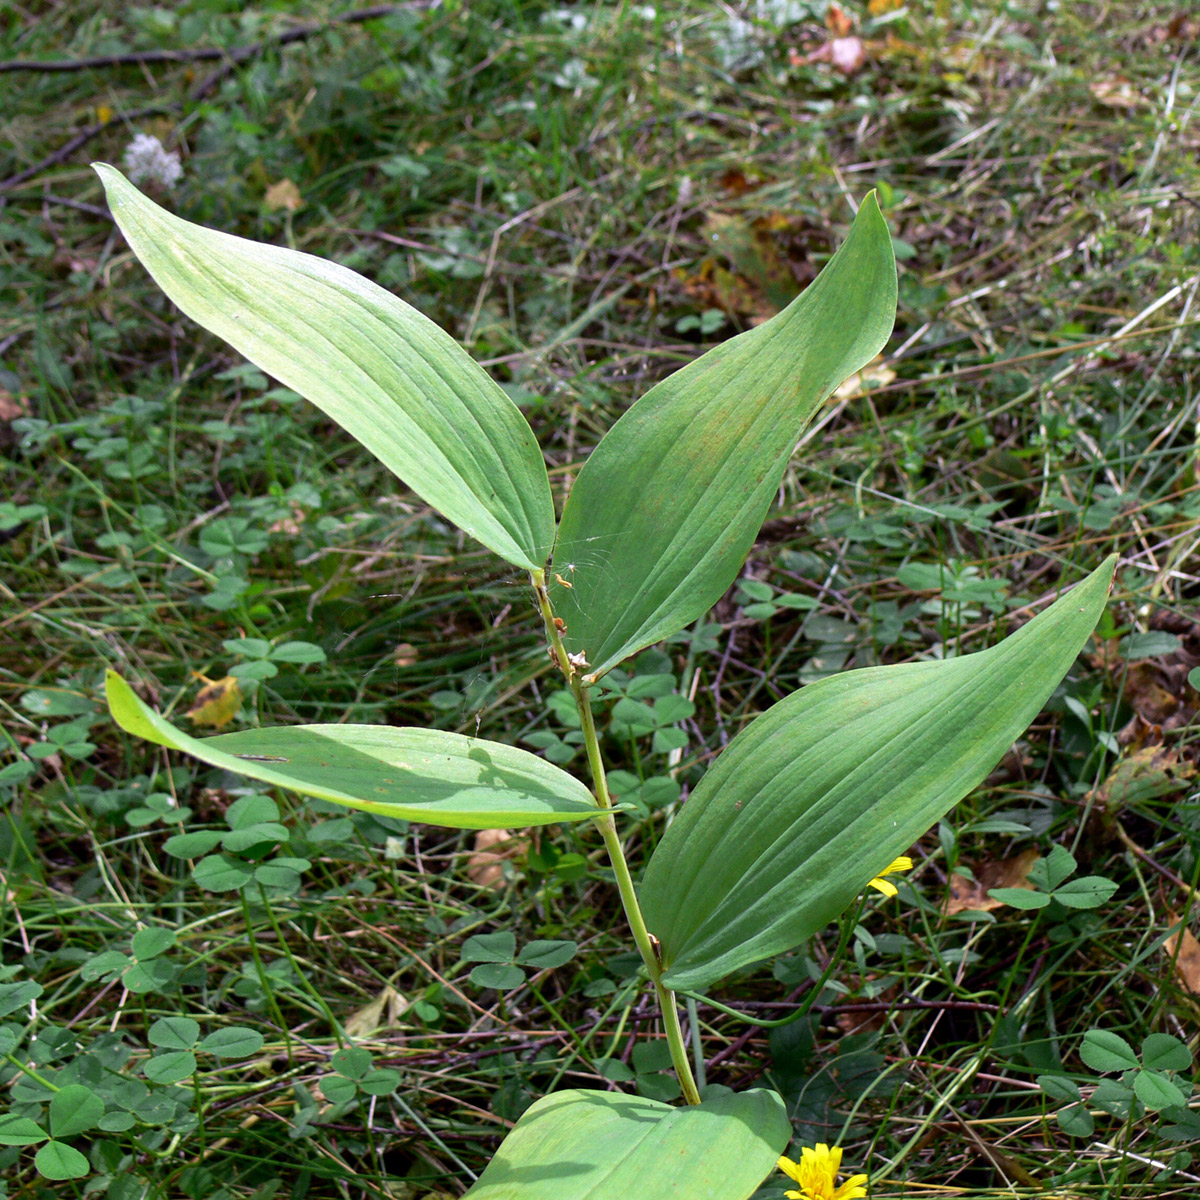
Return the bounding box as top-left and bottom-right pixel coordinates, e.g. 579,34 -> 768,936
866,855 -> 912,897
780,1143 -> 868,1200
778,1156 -> 803,1183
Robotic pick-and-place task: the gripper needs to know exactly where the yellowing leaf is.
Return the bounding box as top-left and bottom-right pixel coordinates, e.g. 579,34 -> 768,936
344,985 -> 410,1037
868,0 -> 904,13
185,675 -> 242,729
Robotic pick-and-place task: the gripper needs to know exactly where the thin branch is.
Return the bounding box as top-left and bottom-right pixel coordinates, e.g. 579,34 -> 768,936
0,5 -> 422,73
0,4 -> 431,195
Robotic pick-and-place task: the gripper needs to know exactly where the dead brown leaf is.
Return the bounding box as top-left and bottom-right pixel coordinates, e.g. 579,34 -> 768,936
1089,77 -> 1145,109
344,985 -> 410,1036
1163,913 -> 1200,995
264,178 -> 303,212
833,356 -> 896,400
0,389 -> 29,421
825,2 -> 855,37
944,847 -> 1040,915
467,828 -> 528,889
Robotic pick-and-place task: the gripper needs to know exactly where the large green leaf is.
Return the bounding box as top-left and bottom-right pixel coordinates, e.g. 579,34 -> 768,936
94,165 -> 554,571
642,557 -> 1115,991
464,1086 -> 788,1200
105,672 -> 597,830
548,195 -> 896,679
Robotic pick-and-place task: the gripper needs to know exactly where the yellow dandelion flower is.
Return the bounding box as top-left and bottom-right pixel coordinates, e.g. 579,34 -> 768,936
866,856 -> 913,898
778,1144 -> 869,1200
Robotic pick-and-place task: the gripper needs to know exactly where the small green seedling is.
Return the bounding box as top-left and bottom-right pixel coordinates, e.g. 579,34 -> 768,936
87,165 -> 1117,1200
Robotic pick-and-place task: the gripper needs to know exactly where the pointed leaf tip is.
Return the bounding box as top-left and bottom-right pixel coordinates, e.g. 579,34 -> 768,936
92,166 -> 554,570
105,670 -> 600,830
644,556 -> 1115,990
549,194 -> 897,678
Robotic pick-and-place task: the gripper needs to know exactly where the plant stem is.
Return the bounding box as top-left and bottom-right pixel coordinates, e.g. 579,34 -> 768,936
530,570 -> 703,1105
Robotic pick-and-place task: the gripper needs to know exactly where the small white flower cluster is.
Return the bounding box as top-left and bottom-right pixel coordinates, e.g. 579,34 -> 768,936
122,133 -> 183,189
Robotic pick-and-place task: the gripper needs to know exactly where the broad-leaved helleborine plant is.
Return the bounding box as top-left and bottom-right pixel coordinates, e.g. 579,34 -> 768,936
94,163 -> 1115,1200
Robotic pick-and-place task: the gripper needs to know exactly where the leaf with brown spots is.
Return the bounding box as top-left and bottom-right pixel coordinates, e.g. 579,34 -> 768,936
186,675 -> 243,729
1092,746 -> 1195,818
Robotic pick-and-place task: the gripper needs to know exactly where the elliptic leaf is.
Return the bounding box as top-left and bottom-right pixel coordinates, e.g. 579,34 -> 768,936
0,1115 -> 48,1146
1092,1078 -> 1134,1118
198,1027 -> 264,1059
641,558 -> 1115,991
94,165 -> 554,570
191,854 -> 254,892
1052,876 -> 1119,909
549,195 -> 896,678
464,1086 -> 789,1200
1080,1029 -> 1139,1074
1055,1103 -> 1094,1137
516,940 -> 578,969
1142,1033 -> 1193,1073
130,928 -> 176,960
35,1140 -> 90,1181
106,671 -> 599,830
360,1068 -> 402,1096
331,1047 -> 373,1081
0,980 -> 42,1018
1133,1070 -> 1186,1111
143,1050 -> 197,1084
148,1017 -> 200,1051
48,1085 -> 104,1139
320,1074 -> 358,1105
461,932 -> 517,964
470,963 -> 526,991
988,888 -> 1050,910
1036,1074 -> 1081,1103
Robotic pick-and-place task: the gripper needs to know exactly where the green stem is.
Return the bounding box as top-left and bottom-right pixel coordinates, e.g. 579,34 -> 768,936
256,883 -> 345,1047
239,890 -> 295,1067
530,570 -> 702,1106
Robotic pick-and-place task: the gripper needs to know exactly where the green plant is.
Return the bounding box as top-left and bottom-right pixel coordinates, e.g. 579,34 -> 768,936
85,164 -> 1116,1199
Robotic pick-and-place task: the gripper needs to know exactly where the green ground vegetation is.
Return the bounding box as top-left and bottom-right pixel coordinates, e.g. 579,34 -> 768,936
3,1 -> 1200,1197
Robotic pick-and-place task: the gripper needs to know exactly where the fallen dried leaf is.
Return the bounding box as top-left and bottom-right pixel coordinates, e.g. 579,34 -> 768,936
1163,913 -> 1200,995
825,2 -> 855,37
0,389 -> 29,421
344,985 -> 410,1036
467,828 -> 528,889
1092,746 -> 1195,817
944,847 -> 1040,915
833,355 -> 896,400
264,178 -> 303,212
1090,77 -> 1144,109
